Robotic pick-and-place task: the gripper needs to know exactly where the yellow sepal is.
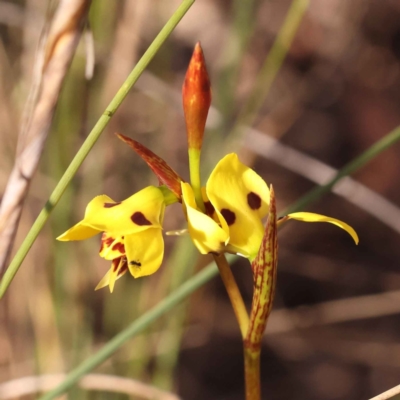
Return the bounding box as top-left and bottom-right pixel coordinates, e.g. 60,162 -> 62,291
181,182 -> 229,254
57,186 -> 165,241
287,212 -> 359,244
57,223 -> 100,241
206,153 -> 269,257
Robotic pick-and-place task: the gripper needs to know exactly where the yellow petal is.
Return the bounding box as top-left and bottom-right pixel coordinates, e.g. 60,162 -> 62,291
57,223 -> 100,241
206,153 -> 269,257
95,258 -> 129,292
287,212 -> 359,244
125,228 -> 164,278
99,233 -> 125,260
78,186 -> 165,236
182,182 -> 229,254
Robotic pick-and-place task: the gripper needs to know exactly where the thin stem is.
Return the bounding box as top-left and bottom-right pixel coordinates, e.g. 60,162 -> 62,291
0,0 -> 195,298
244,346 -> 261,400
188,148 -> 205,211
213,253 -> 249,338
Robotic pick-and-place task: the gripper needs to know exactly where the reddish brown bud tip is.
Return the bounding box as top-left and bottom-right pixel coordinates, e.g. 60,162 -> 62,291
182,42 -> 212,150
116,133 -> 183,199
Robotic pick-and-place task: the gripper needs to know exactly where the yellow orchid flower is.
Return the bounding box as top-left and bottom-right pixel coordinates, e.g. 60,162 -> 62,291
57,186 -> 166,292
182,153 -> 358,260
58,43 -> 358,297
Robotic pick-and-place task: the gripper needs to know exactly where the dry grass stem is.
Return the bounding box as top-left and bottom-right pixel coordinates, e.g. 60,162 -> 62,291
216,289 -> 400,336
268,289 -> 400,332
0,373 -> 180,400
369,384 -> 400,400
0,0 -> 91,273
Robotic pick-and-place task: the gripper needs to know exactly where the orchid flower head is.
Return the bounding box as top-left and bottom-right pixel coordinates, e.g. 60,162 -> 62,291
57,186 -> 166,292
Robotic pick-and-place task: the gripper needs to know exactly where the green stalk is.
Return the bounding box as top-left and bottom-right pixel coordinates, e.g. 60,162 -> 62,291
0,0 -> 196,299
37,123 -> 400,398
188,148 -> 205,211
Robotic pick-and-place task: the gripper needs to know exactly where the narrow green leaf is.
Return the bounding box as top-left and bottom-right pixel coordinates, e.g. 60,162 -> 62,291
0,0 -> 195,298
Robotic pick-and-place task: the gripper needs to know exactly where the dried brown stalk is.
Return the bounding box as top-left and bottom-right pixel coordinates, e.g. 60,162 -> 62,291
369,384 -> 400,400
0,373 -> 180,400
0,0 -> 92,274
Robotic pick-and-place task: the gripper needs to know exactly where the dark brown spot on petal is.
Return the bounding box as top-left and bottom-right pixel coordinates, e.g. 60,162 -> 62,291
221,208 -> 236,226
112,242 -> 125,254
131,212 -> 152,226
104,202 -> 121,208
204,201 -> 215,217
247,192 -> 261,210
130,260 -> 142,267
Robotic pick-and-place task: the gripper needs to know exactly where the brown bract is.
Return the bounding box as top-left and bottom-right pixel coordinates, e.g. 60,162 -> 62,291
116,133 -> 183,199
182,42 -> 211,150
246,186 -> 278,351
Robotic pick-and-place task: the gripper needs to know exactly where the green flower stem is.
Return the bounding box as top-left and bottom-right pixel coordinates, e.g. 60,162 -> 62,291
36,122 -> 400,398
38,262 -> 219,400
213,253 -> 249,338
282,124 -> 400,216
0,0 -> 195,299
243,346 -> 261,400
188,148 -> 205,211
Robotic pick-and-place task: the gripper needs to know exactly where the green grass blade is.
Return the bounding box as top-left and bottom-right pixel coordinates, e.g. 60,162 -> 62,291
236,0 -> 309,130
0,0 -> 195,299
38,262 -> 218,400
282,125 -> 400,215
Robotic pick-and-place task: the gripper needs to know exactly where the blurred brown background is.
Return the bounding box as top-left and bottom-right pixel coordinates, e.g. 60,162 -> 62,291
1,0 -> 400,399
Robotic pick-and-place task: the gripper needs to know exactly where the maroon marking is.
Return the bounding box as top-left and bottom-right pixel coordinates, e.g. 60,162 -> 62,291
112,242 -> 125,253
112,258 -> 120,272
131,212 -> 151,226
100,234 -> 114,252
118,260 -> 128,276
104,237 -> 114,245
221,208 -> 236,226
104,202 -> 121,208
204,201 -> 215,217
247,192 -> 261,210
